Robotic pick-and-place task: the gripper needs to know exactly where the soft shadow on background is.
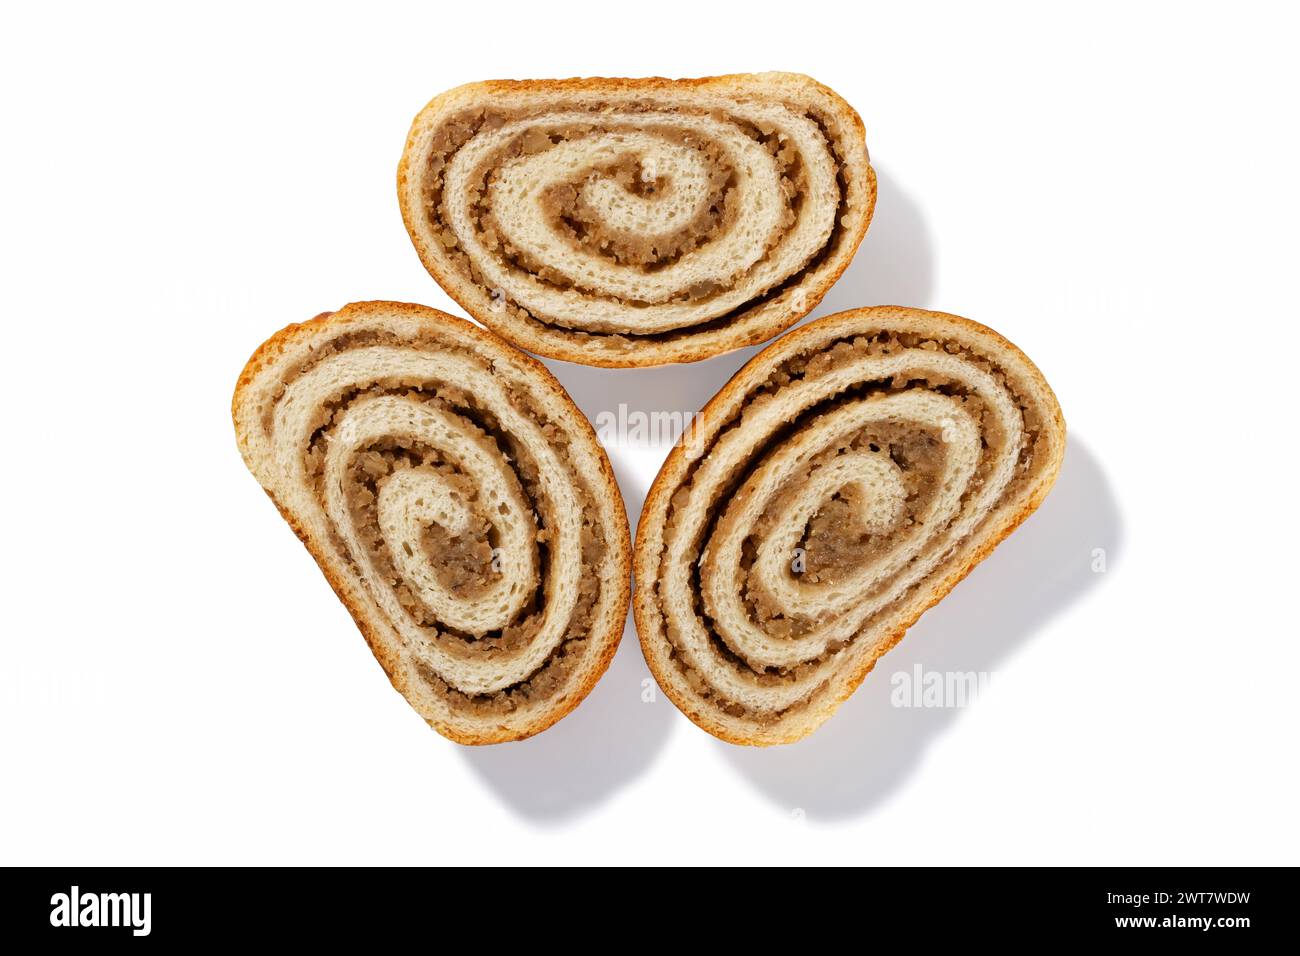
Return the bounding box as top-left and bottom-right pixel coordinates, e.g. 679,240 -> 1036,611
813,166 -> 934,315
465,166 -> 936,822
719,438 -> 1123,819
459,613 -> 672,824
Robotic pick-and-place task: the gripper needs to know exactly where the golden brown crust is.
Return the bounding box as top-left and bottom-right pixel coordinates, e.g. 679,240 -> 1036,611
397,73 -> 875,367
632,306 -> 1067,745
233,302 -> 631,744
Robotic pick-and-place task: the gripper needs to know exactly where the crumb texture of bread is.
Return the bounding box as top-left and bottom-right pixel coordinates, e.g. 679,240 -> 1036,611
232,302 -> 631,744
633,306 -> 1066,745
398,73 -> 875,366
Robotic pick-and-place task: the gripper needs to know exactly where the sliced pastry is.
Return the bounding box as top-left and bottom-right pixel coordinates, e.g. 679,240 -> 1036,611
233,301 -> 631,743
634,306 -> 1066,744
398,73 -> 875,367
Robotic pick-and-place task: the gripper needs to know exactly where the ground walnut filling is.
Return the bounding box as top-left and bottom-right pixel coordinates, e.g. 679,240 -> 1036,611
659,331 -> 1050,722
341,434 -> 532,637
739,420 -> 952,635
501,128 -> 751,278
279,333 -> 610,716
420,102 -> 841,337
537,149 -> 736,271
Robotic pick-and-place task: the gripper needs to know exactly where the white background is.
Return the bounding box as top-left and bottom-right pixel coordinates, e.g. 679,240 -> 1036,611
2,1 -> 1296,865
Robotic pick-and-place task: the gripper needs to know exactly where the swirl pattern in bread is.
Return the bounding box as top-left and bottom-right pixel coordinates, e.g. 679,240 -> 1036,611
634,307 -> 1066,744
232,302 -> 631,743
398,73 -> 875,367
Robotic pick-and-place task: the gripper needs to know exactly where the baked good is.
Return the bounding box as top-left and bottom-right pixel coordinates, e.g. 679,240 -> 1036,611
633,306 -> 1066,745
397,73 -> 875,367
232,301 -> 631,743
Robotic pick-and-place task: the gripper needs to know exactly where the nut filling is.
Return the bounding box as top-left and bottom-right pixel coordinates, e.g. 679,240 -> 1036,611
398,75 -> 876,365
635,308 -> 1067,744
233,303 -> 630,743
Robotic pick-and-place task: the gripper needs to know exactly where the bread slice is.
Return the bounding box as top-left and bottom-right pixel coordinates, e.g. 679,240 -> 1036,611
398,73 -> 875,367
633,306 -> 1066,745
232,302 -> 631,744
